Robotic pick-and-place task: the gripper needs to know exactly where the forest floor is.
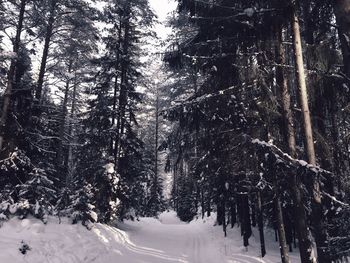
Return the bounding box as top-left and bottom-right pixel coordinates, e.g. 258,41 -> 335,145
0,211 -> 301,263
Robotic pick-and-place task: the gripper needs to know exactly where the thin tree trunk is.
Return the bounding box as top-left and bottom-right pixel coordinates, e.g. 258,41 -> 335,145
66,71 -> 77,187
291,5 -> 329,262
268,154 -> 290,263
0,0 -> 27,151
230,199 -> 236,228
111,18 -> 122,161
276,24 -> 314,263
291,8 -> 316,167
201,189 -> 205,218
35,0 -> 56,104
111,74 -> 119,160
256,192 -> 266,258
57,61 -> 73,165
223,186 -> 227,237
265,124 -> 290,262
241,193 -> 251,248
154,91 -> 159,189
273,183 -> 290,263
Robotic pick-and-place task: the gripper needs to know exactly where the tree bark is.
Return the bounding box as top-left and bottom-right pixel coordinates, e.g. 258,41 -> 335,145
275,24 -> 315,263
66,71 -> 77,187
274,191 -> 290,263
154,91 -> 159,191
265,123 -> 290,262
57,61 -> 73,166
256,192 -> 266,258
269,154 -> 290,263
291,5 -> 329,263
291,7 -> 316,167
35,0 -> 57,104
0,0 -> 27,151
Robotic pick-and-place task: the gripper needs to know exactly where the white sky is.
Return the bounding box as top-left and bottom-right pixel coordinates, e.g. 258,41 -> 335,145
149,0 -> 177,40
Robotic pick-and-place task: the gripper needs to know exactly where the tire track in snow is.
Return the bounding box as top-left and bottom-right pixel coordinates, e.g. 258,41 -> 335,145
230,253 -> 270,263
101,225 -> 188,262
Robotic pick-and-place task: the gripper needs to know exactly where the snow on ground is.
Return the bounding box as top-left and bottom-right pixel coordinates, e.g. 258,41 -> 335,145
0,211 -> 301,263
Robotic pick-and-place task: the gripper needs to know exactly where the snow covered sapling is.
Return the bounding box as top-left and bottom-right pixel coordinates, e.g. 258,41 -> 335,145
70,183 -> 97,229
17,168 -> 57,222
94,162 -> 120,223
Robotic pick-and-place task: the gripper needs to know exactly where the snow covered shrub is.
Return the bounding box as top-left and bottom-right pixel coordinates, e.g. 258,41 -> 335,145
55,187 -> 73,218
0,150 -> 32,222
70,183 -> 97,229
0,184 -> 14,222
16,168 -> 57,222
94,162 -> 120,223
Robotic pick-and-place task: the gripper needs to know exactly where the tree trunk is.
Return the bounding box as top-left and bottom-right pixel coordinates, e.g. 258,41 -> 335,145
273,188 -> 290,263
0,0 -> 27,151
241,193 -> 251,248
201,189 -> 205,218
35,0 -> 56,104
291,5 -> 329,263
115,14 -> 130,169
251,199 -> 256,227
276,24 -> 315,263
66,71 -> 77,187
256,192 -> 266,258
265,123 -> 290,262
57,61 -> 73,166
291,7 -> 316,167
155,91 -> 159,190
230,199 -> 236,227
269,155 -> 290,263
333,0 -> 350,78
111,18 -> 122,161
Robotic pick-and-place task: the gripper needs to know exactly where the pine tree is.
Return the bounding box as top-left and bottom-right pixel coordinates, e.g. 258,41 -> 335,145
17,167 -> 57,222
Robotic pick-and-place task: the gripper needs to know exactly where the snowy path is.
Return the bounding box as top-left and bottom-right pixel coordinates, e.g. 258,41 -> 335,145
0,212 -> 301,263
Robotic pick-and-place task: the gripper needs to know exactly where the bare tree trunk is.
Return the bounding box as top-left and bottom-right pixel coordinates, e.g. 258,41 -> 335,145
154,90 -> 159,191
256,192 -> 266,258
66,71 -> 77,187
276,24 -> 315,263
57,61 -> 73,165
35,0 -> 57,104
268,152 -> 290,263
260,38 -> 290,261
291,8 -> 316,167
273,189 -> 290,263
291,5 -> 329,263
0,0 -> 27,151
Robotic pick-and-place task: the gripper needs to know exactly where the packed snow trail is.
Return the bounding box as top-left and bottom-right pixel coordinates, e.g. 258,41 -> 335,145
0,211 -> 301,263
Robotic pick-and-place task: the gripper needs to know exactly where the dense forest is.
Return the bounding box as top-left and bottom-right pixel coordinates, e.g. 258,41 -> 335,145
1,0 -> 350,262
